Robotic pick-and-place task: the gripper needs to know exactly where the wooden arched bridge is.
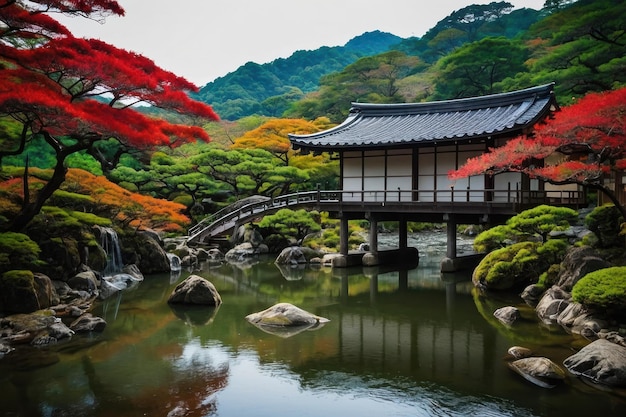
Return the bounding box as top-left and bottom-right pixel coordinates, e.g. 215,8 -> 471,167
187,191 -> 337,245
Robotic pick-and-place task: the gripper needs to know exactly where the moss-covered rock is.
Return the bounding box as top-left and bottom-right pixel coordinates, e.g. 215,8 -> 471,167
572,266 -> 626,320
0,270 -> 39,313
37,237 -> 81,280
0,232 -> 42,275
473,239 -> 568,291
120,231 -> 170,274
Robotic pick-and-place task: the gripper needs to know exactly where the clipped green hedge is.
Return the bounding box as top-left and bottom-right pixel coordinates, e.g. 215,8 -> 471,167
572,267 -> 626,319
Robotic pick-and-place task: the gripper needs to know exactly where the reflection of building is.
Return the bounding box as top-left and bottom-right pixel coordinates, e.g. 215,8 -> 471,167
289,84 -> 585,271
302,283 -> 507,399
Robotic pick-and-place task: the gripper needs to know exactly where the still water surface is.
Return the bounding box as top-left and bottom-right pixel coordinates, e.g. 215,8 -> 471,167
1,234 -> 625,416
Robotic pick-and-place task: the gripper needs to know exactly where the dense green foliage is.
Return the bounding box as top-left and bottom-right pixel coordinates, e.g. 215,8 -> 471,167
516,0 -> 626,97
285,51 -> 424,123
432,37 -> 529,99
398,2 -> 541,61
572,267 -> 626,319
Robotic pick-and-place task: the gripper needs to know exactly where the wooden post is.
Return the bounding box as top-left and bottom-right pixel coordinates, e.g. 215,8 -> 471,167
446,217 -> 457,259
340,216 -> 349,256
369,216 -> 378,254
399,219 -> 407,249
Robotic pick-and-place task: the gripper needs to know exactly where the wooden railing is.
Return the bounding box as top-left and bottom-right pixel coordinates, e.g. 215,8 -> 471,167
187,188 -> 585,244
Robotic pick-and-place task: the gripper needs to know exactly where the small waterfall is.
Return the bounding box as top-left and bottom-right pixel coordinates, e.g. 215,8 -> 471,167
100,226 -> 124,276
167,253 -> 182,284
97,226 -> 143,299
167,253 -> 182,272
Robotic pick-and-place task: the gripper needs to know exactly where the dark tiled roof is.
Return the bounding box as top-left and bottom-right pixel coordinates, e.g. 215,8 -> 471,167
289,84 -> 557,151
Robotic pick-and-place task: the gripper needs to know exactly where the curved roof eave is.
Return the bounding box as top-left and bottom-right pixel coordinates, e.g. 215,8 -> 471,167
289,83 -> 557,152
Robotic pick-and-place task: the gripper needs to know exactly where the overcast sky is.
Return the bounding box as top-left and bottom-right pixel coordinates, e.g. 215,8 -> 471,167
59,0 -> 546,87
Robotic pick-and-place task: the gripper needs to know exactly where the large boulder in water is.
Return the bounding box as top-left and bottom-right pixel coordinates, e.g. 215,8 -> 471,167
245,303 -> 329,337
507,357 -> 567,388
275,247 -> 307,265
563,339 -> 626,387
225,242 -> 268,265
167,275 -> 222,306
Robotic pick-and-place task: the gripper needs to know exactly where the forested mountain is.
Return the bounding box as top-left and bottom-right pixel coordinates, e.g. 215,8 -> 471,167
192,31 -> 403,120
194,2 -> 546,121
285,0 -> 625,123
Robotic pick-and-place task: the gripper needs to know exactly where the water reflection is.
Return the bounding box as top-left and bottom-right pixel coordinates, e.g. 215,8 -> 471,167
0,247 -> 624,416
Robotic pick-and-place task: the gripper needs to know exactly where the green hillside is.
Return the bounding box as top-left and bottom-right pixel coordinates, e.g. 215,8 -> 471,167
192,31 -> 403,120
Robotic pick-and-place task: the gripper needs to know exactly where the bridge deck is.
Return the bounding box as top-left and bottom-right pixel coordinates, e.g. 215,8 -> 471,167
187,189 -> 585,245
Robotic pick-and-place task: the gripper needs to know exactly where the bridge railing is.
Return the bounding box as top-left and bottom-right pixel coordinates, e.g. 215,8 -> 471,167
335,188 -> 585,206
188,188 -> 585,241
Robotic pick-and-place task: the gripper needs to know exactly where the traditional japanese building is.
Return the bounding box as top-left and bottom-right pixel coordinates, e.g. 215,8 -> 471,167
288,83 -> 585,270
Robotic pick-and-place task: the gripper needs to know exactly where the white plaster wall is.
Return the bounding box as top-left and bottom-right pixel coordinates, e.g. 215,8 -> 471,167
493,172 -> 521,202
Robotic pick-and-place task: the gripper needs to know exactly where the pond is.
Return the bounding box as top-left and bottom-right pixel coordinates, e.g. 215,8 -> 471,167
0,233 -> 624,416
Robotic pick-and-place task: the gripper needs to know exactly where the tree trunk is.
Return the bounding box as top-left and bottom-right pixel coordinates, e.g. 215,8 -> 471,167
589,182 -> 626,221
7,151 -> 68,233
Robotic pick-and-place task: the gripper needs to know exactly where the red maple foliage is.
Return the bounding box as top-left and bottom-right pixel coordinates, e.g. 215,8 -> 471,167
450,87 -> 626,218
0,1 -> 219,231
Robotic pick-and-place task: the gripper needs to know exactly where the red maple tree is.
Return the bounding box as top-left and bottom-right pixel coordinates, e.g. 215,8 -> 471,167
0,1 -> 219,232
450,87 -> 626,219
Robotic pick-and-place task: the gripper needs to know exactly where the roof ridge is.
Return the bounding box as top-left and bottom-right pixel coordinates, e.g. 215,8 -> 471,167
349,83 -> 554,116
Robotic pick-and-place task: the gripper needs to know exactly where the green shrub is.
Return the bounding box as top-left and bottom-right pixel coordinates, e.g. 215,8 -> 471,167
536,238 -> 569,264
323,233 -> 340,249
506,205 -> 578,242
572,267 -> 626,319
173,194 -> 193,207
472,205 -> 578,253
584,204 -> 624,248
473,224 -> 515,252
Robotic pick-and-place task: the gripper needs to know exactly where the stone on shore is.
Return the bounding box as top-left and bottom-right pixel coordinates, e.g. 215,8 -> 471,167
70,313 -> 107,333
0,313 -> 74,346
563,339 -> 626,387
